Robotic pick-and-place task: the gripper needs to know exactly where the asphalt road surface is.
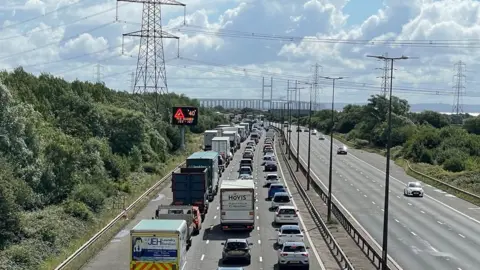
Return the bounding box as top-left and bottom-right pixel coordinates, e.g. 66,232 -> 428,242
82,128 -> 325,270
283,124 -> 480,270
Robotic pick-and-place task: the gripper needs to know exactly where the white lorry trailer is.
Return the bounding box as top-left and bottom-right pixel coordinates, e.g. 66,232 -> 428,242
222,130 -> 238,152
235,125 -> 247,142
219,179 -> 255,231
203,130 -> 218,151
212,137 -> 231,167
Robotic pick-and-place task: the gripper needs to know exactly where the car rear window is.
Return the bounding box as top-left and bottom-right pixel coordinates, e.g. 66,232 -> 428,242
226,241 -> 248,250
281,228 -> 301,234
283,245 -> 306,252
279,209 -> 296,215
274,195 -> 290,202
266,175 -> 277,180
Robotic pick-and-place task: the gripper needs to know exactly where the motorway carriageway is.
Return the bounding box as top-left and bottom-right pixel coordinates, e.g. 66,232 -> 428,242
82,129 -> 325,270
285,124 -> 480,270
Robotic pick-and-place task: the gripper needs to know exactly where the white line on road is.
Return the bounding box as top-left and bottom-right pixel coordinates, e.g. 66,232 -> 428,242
259,256 -> 263,262
206,240 -> 209,244
458,234 -> 465,238
258,239 -> 261,244
200,254 -> 205,261
411,231 -> 417,236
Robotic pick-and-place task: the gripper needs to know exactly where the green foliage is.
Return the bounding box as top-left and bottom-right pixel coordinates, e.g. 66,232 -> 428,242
0,68 -> 224,269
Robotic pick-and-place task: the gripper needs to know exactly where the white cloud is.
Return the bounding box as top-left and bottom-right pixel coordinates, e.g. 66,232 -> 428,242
0,0 -> 480,108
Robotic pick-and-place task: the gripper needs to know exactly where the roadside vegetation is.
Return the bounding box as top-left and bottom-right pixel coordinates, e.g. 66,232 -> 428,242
0,68 -> 225,270
271,94 -> 480,196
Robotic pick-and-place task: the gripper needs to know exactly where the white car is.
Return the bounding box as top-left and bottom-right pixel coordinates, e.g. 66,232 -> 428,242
277,241 -> 310,269
276,225 -> 304,246
264,173 -> 280,186
404,182 -> 424,197
274,206 -> 299,225
245,146 -> 255,152
318,135 -> 325,140
312,130 -> 317,135
271,192 -> 292,210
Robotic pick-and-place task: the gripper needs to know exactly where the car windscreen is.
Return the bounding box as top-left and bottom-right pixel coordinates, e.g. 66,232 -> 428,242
273,196 -> 290,202
283,245 -> 306,252
281,228 -> 301,234
225,242 -> 248,250
279,209 -> 296,215
408,183 -> 421,188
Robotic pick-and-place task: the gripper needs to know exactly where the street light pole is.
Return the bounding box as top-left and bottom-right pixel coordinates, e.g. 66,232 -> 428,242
322,76 -> 344,222
307,85 -> 313,190
367,54 -> 410,270
295,80 -> 301,172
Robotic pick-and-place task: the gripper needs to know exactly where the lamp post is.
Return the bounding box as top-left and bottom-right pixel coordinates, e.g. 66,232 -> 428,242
321,76 -> 344,222
295,80 -> 301,172
287,83 -> 297,160
306,85 -> 315,190
367,54 -> 410,270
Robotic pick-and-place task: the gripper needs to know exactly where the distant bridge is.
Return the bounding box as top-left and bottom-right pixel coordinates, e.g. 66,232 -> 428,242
196,98 -> 323,111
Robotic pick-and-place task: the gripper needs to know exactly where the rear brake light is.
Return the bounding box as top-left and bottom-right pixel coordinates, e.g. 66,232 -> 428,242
222,226 -> 228,229
173,201 -> 183,205
296,234 -> 303,237
302,253 -> 308,257
281,253 -> 288,257
249,211 -> 254,216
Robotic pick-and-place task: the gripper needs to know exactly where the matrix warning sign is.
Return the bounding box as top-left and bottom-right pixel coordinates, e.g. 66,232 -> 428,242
171,106 -> 198,126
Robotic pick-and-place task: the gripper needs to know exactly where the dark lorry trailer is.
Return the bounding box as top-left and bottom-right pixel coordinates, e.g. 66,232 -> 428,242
186,151 -> 220,201
171,167 -> 209,218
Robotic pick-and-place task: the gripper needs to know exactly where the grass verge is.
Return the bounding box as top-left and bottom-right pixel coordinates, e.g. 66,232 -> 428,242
42,135 -> 202,270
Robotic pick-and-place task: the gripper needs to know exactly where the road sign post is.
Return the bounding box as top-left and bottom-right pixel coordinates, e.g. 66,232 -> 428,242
171,106 -> 198,151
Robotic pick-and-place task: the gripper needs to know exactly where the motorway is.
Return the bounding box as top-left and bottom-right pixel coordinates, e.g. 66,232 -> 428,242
82,128 -> 325,270
283,123 -> 480,270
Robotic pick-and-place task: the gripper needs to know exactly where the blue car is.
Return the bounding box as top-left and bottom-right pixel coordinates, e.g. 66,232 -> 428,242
268,183 -> 286,200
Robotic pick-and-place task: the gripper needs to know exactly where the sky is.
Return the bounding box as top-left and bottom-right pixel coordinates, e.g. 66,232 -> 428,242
1,0 -> 480,106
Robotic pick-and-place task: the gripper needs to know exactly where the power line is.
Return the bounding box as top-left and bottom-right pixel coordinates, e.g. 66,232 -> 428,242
0,0 -> 90,31
0,22 -> 115,61
452,61 -> 466,114
0,4 -> 126,41
173,25 -> 480,48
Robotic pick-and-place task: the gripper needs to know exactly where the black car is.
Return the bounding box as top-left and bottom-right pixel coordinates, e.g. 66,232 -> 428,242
221,238 -> 252,263
264,160 -> 277,171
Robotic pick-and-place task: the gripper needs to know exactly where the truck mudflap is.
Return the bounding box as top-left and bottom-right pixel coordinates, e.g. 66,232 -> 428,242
221,224 -> 254,231
130,262 -> 178,270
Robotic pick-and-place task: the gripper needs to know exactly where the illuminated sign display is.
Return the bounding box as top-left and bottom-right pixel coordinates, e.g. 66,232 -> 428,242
172,106 -> 198,126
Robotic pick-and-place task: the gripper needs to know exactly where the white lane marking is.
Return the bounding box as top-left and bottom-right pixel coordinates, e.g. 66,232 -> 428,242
458,234 -> 465,238
364,194 -> 367,197
420,211 -> 425,214
408,203 -> 412,206
259,256 -> 263,262
181,261 -> 187,270
214,215 -> 217,219
275,145 -> 327,270
381,209 -> 384,212
437,221 -> 443,225
372,201 -> 376,205
395,219 -> 400,223
257,226 -> 260,231
206,240 -> 209,244
411,231 -> 417,236
356,189 -> 360,191
216,206 -> 219,210
200,254 -> 205,260
289,145 -> 403,270
256,215 -> 259,219
321,136 -> 480,226
468,207 -> 480,210
258,239 -> 261,244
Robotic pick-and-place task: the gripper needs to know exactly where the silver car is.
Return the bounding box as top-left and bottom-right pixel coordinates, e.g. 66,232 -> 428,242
277,241 -> 310,269
404,182 -> 424,197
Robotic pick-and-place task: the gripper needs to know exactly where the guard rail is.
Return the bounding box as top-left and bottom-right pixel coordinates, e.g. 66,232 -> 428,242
275,132 -> 355,270
55,161 -> 186,270
271,126 -> 391,270
405,160 -> 480,206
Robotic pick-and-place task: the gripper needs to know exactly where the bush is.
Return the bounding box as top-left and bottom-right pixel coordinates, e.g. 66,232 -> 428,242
0,68 -> 225,269
443,157 -> 466,172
